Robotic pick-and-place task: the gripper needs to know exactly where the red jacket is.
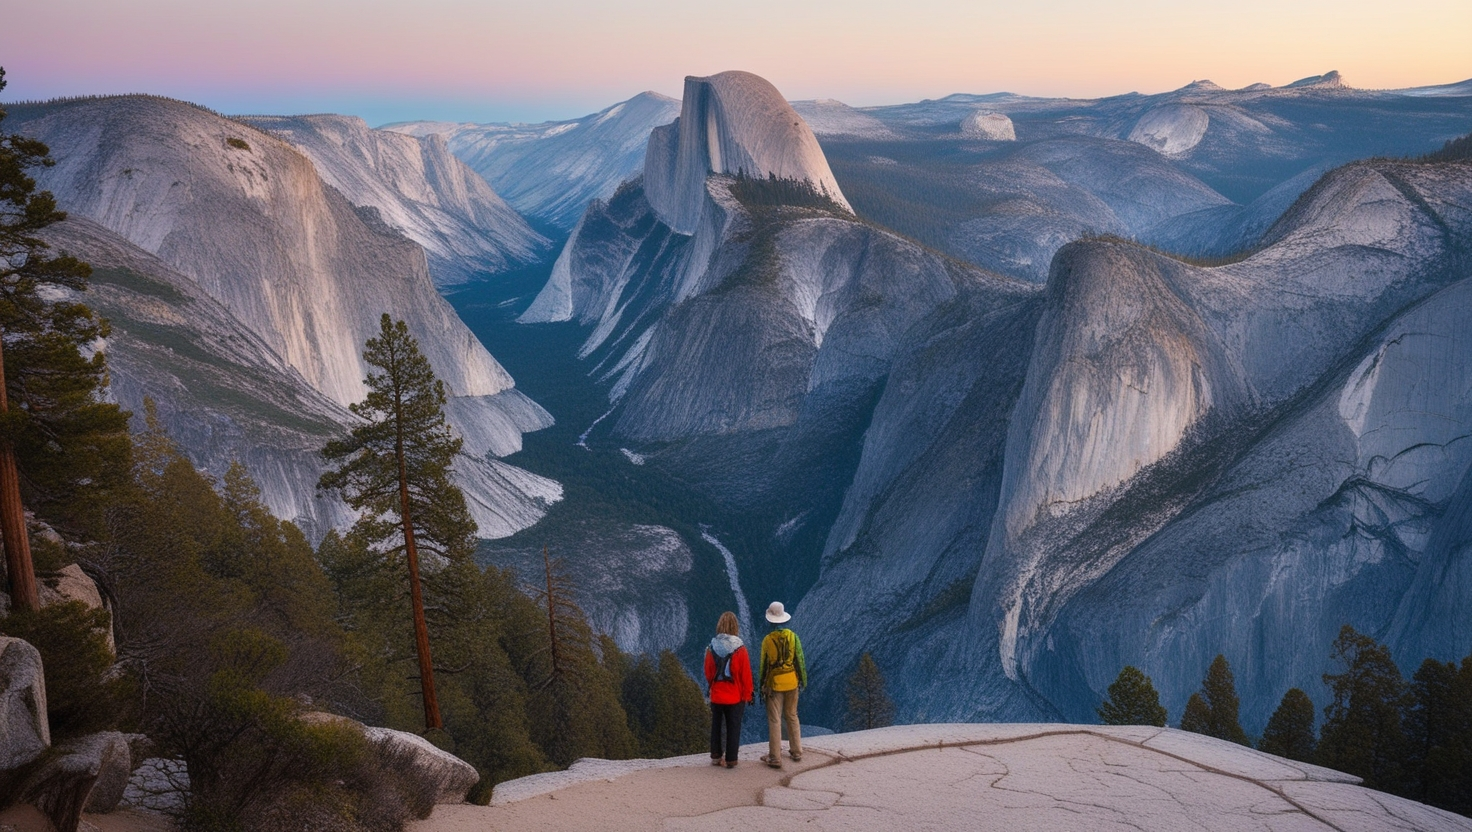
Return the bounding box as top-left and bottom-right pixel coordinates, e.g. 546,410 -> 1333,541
704,643 -> 753,705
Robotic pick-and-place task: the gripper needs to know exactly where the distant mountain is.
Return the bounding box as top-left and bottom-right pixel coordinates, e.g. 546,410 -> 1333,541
525,69 -> 1472,733
9,95 -> 560,538
643,71 -> 851,234
241,114 -> 551,289
807,72 -> 1472,277
386,92 -> 680,229
840,72 -> 1472,205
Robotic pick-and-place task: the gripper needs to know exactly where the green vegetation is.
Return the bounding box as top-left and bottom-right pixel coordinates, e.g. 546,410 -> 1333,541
319,315 -> 477,731
1178,655 -> 1249,745
1117,628 -> 1472,818
612,649 -> 709,758
1259,688 -> 1317,763
225,137 -> 251,151
0,66 -> 132,609
1317,625 -> 1411,792
726,171 -> 852,217
842,652 -> 896,731
1097,665 -> 1167,727
89,266 -> 188,303
1419,131 -> 1472,163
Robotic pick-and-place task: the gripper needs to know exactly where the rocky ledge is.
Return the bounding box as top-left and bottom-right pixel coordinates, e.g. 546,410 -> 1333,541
411,724 -> 1469,831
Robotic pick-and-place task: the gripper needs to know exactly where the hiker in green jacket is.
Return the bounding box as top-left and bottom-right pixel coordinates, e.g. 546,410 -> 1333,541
758,601 -> 807,769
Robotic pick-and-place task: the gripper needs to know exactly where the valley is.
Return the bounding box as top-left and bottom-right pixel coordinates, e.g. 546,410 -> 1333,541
5,57 -> 1472,828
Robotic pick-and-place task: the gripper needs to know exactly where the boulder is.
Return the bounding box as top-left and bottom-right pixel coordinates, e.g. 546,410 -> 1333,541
301,712 -> 479,804
960,110 -> 1016,140
38,564 -> 114,654
82,732 -> 134,812
22,732 -> 131,831
0,636 -> 50,771
38,564 -> 103,611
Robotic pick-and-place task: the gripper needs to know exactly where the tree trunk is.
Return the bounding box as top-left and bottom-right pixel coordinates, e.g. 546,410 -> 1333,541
544,546 -> 561,679
396,384 -> 441,730
0,332 -> 38,611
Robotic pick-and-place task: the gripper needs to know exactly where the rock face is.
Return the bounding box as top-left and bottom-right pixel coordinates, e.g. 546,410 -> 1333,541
362,727 -> 479,804
790,99 -> 898,140
480,522 -> 695,655
387,92 -> 681,229
644,71 -> 851,234
11,96 -> 560,539
525,71 -> 1041,660
300,712 -> 479,804
38,564 -> 104,612
460,724 -> 1471,832
22,731 -> 133,831
1127,104 -> 1209,157
961,110 -> 1016,140
802,156 -> 1472,727
242,114 -> 550,288
535,67 -> 1472,733
0,637 -> 49,771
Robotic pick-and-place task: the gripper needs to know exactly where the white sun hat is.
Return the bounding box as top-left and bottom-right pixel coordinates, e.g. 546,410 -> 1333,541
765,601 -> 792,624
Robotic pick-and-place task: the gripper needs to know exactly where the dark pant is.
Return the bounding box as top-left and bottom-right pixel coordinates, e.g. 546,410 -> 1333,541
710,702 -> 745,762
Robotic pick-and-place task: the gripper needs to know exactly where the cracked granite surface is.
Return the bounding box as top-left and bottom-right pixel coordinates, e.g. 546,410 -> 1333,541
414,725 -> 1472,831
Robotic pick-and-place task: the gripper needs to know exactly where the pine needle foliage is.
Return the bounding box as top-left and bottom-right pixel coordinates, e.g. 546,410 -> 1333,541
843,652 -> 896,731
1097,665 -> 1167,727
1179,655 -> 1249,745
1259,688 -> 1317,763
319,314 -> 477,730
0,65 -> 130,608
1318,625 -> 1410,791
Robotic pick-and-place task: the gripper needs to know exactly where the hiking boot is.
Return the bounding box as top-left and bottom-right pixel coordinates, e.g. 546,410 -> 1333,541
725,760 -> 738,768
711,756 -> 724,766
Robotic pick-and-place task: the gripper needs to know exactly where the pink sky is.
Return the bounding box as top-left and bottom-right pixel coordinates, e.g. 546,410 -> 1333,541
4,0 -> 1470,125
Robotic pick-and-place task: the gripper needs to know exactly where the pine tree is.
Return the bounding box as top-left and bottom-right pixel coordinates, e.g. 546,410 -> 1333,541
0,66 -> 128,610
1317,625 -> 1409,790
843,652 -> 896,731
1259,688 -> 1317,763
1179,655 -> 1249,745
1180,693 -> 1211,734
319,314 -> 477,731
1406,656 -> 1472,812
649,651 -> 708,757
1097,666 -> 1167,726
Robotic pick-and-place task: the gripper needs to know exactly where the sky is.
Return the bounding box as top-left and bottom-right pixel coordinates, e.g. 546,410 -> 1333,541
4,0 -> 1471,126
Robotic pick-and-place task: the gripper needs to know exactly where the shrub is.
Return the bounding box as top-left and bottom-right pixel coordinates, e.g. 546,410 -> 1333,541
0,601 -> 133,740
225,137 -> 250,151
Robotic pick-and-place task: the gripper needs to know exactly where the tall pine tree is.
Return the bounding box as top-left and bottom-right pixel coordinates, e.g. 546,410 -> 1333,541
843,652 -> 896,731
1406,656 -> 1472,812
0,66 -> 129,609
320,314 -> 477,731
1317,625 -> 1409,791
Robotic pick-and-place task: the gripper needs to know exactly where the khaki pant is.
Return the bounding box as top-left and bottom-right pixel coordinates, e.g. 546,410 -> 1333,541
765,688 -> 801,761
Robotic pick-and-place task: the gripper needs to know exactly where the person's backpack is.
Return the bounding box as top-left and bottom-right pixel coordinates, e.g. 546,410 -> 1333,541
712,648 -> 735,684
770,630 -> 794,675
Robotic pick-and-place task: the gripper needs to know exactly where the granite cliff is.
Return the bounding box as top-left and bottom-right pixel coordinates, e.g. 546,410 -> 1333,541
9,95 -> 559,538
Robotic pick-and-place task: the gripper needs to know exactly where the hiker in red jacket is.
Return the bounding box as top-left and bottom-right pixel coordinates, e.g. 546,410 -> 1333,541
704,611 -> 754,768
